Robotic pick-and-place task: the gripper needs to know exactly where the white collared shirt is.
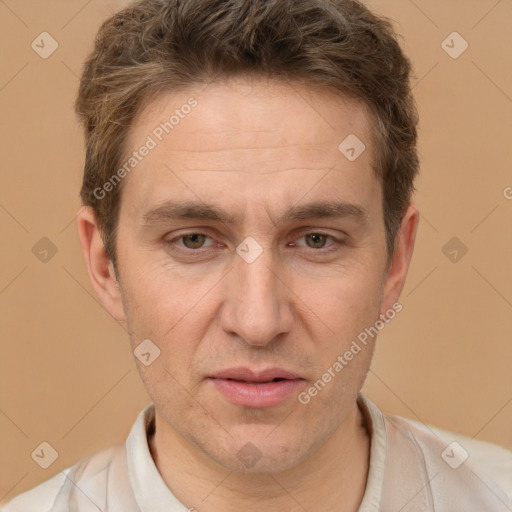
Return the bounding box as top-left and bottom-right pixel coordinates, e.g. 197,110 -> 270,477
3,395 -> 511,511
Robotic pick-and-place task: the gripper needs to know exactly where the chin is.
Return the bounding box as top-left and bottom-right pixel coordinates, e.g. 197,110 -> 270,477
199,426 -> 317,475
218,446 -> 306,475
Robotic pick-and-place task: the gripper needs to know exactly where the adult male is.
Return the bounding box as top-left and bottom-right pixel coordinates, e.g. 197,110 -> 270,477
3,0 -> 511,510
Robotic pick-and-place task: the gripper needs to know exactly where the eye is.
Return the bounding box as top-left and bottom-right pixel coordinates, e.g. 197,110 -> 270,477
304,233 -> 330,249
167,233 -> 215,250
166,231 -> 342,255
181,233 -> 212,249
296,232 -> 336,249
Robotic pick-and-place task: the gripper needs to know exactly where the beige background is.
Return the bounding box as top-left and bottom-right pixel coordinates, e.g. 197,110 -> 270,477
1,0 -> 511,501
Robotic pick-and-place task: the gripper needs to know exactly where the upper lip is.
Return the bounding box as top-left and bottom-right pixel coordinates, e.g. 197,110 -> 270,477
209,367 -> 302,383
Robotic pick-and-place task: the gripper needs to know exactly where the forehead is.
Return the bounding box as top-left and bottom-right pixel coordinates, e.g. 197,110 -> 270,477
130,77 -> 372,152
120,77 -> 379,219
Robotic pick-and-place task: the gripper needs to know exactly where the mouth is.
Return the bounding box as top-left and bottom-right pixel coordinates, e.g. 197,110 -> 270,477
224,377 -> 289,383
207,367 -> 306,408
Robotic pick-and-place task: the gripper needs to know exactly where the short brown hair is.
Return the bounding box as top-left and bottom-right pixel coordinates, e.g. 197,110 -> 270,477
76,0 -> 419,269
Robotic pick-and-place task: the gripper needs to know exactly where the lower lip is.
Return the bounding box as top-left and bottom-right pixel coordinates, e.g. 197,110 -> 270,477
210,378 -> 305,408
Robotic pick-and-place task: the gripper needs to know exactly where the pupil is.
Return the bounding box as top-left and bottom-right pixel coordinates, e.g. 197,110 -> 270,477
184,234 -> 205,248
307,234 -> 326,248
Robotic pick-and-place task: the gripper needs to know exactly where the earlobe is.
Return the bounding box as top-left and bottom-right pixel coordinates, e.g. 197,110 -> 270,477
76,206 -> 126,323
380,203 -> 419,314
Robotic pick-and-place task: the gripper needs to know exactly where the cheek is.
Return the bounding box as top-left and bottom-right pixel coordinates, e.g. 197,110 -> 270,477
119,265 -> 208,405
120,255 -> 204,333
294,260 -> 385,343
299,273 -> 382,410
118,254 -> 223,379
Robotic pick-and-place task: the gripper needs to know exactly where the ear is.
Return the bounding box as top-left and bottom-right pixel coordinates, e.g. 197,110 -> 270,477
380,203 -> 419,314
76,206 -> 127,324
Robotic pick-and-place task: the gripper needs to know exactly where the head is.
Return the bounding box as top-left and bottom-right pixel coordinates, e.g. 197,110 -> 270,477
77,0 -> 419,473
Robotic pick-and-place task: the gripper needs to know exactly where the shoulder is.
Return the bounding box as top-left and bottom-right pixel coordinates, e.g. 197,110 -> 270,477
410,417 -> 512,500
1,443 -> 128,512
358,394 -> 512,511
385,412 -> 512,509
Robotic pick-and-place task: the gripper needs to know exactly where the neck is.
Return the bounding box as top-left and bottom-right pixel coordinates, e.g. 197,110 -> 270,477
149,402 -> 370,512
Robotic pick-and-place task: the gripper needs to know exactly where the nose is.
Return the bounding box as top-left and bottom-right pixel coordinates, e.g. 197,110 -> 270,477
219,245 -> 294,347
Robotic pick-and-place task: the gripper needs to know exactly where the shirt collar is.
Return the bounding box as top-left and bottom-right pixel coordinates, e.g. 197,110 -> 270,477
356,394 -> 387,512
126,404 -> 189,511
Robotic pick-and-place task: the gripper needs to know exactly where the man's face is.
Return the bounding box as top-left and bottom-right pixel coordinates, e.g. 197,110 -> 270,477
105,78 -> 400,472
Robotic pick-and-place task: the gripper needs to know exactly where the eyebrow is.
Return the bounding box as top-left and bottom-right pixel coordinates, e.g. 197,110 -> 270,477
140,199 -> 367,227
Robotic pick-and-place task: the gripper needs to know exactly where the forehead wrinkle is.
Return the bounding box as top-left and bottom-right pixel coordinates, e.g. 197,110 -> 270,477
165,143 -> 328,154
169,166 -> 338,175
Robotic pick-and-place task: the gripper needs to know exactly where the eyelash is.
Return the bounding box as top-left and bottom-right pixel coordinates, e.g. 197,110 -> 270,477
165,230 -> 343,254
